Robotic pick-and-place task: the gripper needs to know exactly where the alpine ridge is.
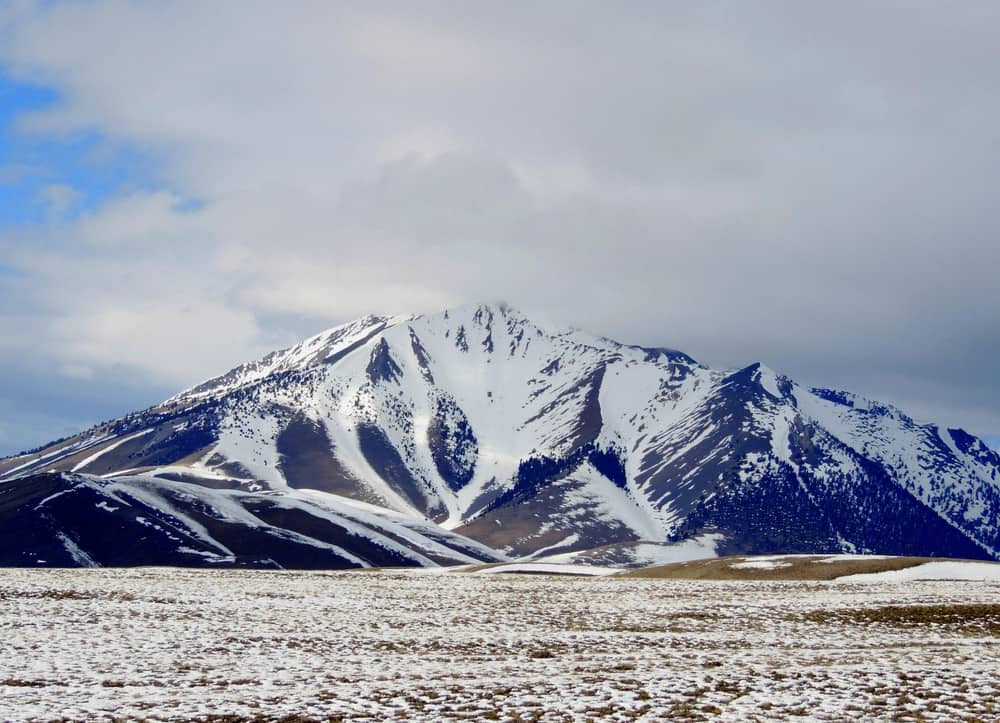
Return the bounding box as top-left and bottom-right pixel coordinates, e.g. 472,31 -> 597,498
2,302 -> 998,568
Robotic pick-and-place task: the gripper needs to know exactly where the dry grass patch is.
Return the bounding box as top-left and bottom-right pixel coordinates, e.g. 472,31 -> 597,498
619,555 -> 962,580
801,603 -> 1000,635
1,678 -> 48,687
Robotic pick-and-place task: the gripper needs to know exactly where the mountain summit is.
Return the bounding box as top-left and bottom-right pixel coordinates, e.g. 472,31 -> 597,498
2,302 -> 998,567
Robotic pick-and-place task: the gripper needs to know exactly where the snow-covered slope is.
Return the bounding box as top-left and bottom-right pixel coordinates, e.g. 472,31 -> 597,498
0,472 -> 504,568
2,302 -> 999,565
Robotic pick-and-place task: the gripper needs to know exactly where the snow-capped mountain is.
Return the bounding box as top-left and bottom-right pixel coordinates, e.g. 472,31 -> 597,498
2,302 -> 999,567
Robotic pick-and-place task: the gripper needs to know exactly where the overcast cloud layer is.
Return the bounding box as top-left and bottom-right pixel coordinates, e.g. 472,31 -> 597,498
1,1 -> 998,455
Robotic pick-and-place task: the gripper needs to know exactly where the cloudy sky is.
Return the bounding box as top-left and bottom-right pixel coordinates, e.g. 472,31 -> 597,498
0,1 -> 998,455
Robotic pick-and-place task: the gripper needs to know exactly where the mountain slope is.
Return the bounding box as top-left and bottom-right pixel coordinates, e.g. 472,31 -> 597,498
2,302 -> 999,565
0,472 -> 504,568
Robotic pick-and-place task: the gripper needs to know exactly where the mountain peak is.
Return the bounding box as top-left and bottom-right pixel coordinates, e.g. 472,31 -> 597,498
426,300 -> 521,323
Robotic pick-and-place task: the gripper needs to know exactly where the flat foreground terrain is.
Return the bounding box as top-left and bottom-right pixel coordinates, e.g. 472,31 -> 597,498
1,568 -> 999,721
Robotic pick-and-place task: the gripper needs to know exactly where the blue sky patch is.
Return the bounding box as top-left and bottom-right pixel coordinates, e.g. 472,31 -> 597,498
0,71 -> 162,226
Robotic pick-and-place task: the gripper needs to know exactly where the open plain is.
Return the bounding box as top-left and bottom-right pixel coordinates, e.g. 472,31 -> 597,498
1,567 -> 999,721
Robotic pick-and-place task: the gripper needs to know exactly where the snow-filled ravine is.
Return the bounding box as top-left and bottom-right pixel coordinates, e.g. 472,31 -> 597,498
2,569 -> 999,721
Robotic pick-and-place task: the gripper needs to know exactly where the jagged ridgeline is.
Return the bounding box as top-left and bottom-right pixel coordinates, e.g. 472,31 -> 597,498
2,302 -> 999,568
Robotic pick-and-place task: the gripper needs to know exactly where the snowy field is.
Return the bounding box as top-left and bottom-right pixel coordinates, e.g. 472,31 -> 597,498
2,568 -> 999,721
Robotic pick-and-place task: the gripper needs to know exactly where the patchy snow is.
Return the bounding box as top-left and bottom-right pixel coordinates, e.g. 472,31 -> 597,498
561,462 -> 667,540
756,364 -> 783,399
32,489 -> 71,511
632,536 -> 722,566
769,407 -> 796,467
54,532 -> 98,568
535,533 -> 722,568
1,569 -> 999,721
70,428 -> 155,473
0,433 -> 115,481
526,533 -> 581,559
730,559 -> 794,570
256,490 -> 471,567
838,561 -> 1000,583
797,383 -> 1000,558
100,478 -> 235,557
212,414 -> 287,489
53,473 -> 500,569
169,314 -> 410,403
174,546 -> 231,561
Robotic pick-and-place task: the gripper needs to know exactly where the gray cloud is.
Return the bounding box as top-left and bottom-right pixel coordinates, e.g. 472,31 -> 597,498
0,1 -> 999,454
0,354 -> 173,455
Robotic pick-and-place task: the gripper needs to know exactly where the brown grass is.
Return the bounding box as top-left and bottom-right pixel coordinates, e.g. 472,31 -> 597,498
1,678 -> 48,687
801,603 -> 1000,634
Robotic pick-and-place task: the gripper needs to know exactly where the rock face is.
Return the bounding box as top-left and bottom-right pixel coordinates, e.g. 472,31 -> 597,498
2,302 -> 999,567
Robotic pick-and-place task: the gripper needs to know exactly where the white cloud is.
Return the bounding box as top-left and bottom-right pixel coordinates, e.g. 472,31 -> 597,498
37,183 -> 80,216
76,191 -> 190,247
0,2 -> 999,442
50,302 -> 268,388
